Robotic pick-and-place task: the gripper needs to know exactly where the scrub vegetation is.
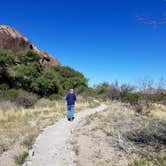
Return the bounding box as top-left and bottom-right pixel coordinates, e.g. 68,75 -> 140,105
72,102 -> 166,166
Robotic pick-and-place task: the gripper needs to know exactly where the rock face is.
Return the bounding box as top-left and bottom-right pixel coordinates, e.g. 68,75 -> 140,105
0,25 -> 61,67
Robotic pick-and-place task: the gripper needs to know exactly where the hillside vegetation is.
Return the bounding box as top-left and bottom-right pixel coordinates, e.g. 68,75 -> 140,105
0,49 -> 91,105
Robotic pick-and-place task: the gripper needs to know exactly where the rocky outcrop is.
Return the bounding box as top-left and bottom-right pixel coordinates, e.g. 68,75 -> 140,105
0,25 -> 61,67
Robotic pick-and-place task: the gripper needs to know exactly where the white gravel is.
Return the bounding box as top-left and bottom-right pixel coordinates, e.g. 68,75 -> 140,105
23,104 -> 107,166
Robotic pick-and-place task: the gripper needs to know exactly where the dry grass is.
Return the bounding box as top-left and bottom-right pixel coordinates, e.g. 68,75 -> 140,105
0,97 -> 99,166
148,104 -> 166,120
72,102 -> 166,166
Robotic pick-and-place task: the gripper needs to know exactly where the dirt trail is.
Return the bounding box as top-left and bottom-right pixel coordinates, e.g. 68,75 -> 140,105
24,104 -> 107,166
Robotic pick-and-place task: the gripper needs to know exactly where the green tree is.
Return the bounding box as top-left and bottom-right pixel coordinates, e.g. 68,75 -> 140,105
14,63 -> 42,90
32,67 -> 62,96
94,82 -> 112,100
53,66 -> 88,92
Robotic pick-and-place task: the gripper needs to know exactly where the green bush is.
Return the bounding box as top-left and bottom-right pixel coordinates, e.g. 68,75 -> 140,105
0,50 -> 15,86
53,66 -> 88,92
16,50 -> 41,65
75,86 -> 93,96
0,83 -> 9,91
14,150 -> 29,165
148,93 -> 166,103
0,50 -> 15,66
14,63 -> 42,90
33,67 -> 62,96
3,89 -> 19,100
122,93 -> 140,105
94,82 -> 113,100
131,156 -> 166,166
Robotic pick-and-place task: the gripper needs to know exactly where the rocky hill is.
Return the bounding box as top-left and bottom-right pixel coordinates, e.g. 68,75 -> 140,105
0,25 -> 60,67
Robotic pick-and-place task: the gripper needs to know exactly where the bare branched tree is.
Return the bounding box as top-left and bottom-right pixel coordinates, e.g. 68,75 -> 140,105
138,77 -> 154,93
157,78 -> 166,90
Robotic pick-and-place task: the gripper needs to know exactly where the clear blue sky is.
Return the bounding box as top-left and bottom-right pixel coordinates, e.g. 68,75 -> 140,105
0,0 -> 166,86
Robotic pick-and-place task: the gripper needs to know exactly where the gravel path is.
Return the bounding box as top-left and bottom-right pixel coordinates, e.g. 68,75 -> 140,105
23,104 -> 107,166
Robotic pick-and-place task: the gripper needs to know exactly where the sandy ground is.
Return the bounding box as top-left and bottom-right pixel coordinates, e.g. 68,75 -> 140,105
23,104 -> 107,166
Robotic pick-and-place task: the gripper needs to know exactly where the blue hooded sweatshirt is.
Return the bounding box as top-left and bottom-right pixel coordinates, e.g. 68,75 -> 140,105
66,93 -> 76,105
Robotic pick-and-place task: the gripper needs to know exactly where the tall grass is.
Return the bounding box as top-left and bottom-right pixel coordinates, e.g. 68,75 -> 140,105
0,97 -> 99,166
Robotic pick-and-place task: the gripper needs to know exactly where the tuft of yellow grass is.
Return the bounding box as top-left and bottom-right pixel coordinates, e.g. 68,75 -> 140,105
148,104 -> 166,120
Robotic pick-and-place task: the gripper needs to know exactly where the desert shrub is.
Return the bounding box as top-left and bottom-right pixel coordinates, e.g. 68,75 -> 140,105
148,93 -> 166,103
122,93 -> 140,105
95,82 -> 110,95
48,94 -> 63,101
35,98 -> 57,109
94,82 -> 112,100
85,87 -> 96,97
94,82 -> 135,101
14,96 -> 35,108
2,89 -> 19,100
120,84 -> 135,98
78,87 -> 96,97
14,150 -> 29,165
12,90 -> 38,108
0,84 -> 10,98
0,83 -> 9,91
0,89 -> 38,108
131,156 -> 166,166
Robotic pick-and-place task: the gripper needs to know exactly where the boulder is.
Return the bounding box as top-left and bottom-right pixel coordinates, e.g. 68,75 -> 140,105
0,25 -> 61,67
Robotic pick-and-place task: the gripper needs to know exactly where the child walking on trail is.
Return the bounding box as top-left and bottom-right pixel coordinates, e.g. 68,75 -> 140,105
66,89 -> 76,121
